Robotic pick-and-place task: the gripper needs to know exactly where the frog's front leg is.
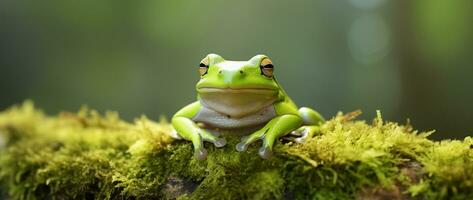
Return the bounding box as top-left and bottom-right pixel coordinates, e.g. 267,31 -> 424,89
236,115 -> 302,158
172,102 -> 226,160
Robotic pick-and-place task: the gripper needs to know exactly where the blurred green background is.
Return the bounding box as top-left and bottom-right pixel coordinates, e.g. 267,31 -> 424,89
0,0 -> 472,139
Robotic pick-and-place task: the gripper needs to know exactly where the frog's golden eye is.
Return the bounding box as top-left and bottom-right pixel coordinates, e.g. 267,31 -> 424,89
260,58 -> 274,77
199,57 -> 209,76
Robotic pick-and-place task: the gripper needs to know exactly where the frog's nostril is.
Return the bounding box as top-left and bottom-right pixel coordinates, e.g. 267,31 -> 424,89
219,70 -> 222,74
239,70 -> 244,74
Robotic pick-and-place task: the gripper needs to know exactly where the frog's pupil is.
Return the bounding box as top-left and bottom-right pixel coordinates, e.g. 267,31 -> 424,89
260,64 -> 274,77
263,64 -> 273,69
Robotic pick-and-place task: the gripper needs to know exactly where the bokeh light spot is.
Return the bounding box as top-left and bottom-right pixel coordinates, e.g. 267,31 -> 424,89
348,14 -> 390,65
349,0 -> 386,10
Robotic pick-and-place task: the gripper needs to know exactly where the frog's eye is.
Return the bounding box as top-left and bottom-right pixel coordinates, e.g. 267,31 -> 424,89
199,63 -> 208,76
260,58 -> 274,77
199,57 -> 209,76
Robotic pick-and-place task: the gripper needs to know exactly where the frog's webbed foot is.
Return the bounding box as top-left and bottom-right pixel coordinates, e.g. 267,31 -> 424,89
193,144 -> 208,160
189,129 -> 226,160
172,120 -> 226,160
173,128 -> 226,147
284,125 -> 321,143
236,128 -> 271,157
236,133 -> 272,159
236,115 -> 302,159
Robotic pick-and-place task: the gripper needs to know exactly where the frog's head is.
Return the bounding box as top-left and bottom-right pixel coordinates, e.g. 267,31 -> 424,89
195,54 -> 281,118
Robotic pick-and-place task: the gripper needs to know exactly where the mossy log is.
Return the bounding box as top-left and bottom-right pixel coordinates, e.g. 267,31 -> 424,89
0,102 -> 472,199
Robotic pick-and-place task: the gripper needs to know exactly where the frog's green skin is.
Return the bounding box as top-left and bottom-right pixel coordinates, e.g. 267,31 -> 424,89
172,54 -> 324,159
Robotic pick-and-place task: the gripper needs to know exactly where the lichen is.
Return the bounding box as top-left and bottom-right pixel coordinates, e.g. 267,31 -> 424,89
0,101 -> 472,199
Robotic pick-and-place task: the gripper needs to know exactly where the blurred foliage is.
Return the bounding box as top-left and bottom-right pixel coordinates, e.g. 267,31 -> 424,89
1,102 -> 472,199
0,0 -> 472,139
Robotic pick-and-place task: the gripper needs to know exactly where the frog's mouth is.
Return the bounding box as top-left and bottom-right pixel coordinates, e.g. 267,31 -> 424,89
198,87 -> 277,94
197,87 -> 279,118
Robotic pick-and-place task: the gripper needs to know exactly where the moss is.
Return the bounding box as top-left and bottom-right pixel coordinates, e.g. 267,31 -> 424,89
0,101 -> 472,199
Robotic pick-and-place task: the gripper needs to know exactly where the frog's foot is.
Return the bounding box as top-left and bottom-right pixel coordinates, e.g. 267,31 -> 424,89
236,128 -> 282,159
236,115 -> 302,159
285,125 -> 321,143
174,129 -> 226,147
236,128 -> 267,154
175,129 -> 226,160
200,129 -> 226,148
236,129 -> 275,159
193,143 -> 208,160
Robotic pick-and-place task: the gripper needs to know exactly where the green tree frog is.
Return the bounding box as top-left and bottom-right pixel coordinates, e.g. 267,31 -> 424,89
172,54 -> 324,159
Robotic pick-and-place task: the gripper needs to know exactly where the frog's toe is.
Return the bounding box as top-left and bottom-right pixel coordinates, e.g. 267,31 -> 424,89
194,148 -> 208,160
200,130 -> 225,148
282,128 -> 308,143
235,142 -> 248,152
236,134 -> 261,152
289,130 -> 302,136
294,129 -> 309,143
258,147 -> 272,159
213,138 -> 226,148
285,126 -> 321,144
170,129 -> 182,139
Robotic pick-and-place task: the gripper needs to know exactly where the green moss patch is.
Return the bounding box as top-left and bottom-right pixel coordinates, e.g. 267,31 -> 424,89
0,102 -> 472,199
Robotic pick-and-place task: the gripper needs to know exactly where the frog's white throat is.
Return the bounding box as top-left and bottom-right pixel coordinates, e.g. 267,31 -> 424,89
198,88 -> 278,118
